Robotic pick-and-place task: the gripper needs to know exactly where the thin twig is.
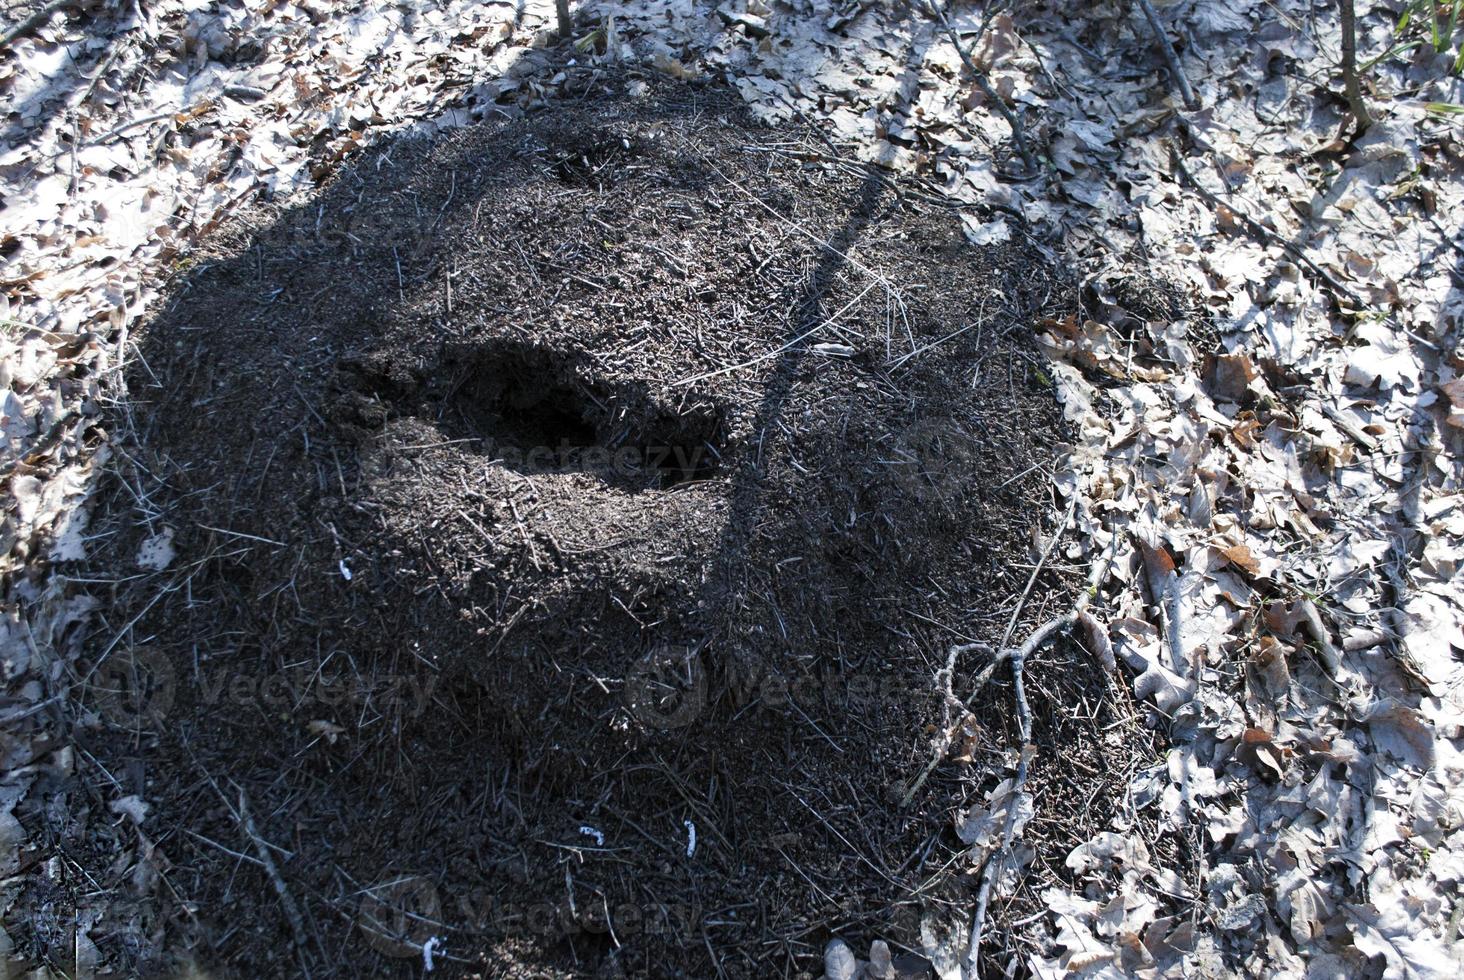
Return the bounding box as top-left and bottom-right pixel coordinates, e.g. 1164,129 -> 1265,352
962,539 -> 1117,978
901,499 -> 1076,808
236,791 -> 312,965
1135,0 -> 1199,110
0,0 -> 78,52
925,0 -> 1038,176
1170,137 -> 1441,353
1167,141 -> 1356,304
77,110 -> 177,150
1321,401 -> 1379,452
998,497 -> 1077,653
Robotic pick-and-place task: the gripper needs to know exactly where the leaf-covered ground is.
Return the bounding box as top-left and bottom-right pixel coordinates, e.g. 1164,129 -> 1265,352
2,1 -> 1461,977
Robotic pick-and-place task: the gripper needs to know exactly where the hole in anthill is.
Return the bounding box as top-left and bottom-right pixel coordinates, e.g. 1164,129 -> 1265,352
496,379 -> 599,450
439,342 -> 723,490
607,419 -> 723,488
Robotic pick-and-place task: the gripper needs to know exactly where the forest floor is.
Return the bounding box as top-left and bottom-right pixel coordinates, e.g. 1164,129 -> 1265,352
2,1 -> 1462,978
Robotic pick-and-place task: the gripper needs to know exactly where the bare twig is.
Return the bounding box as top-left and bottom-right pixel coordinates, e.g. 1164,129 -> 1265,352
236,791 -> 311,962
998,497 -> 1077,653
1169,136 -> 1440,353
901,499 -> 1076,808
1167,140 -> 1359,307
1339,0 -> 1373,133
924,0 -> 1038,176
555,0 -> 571,39
1135,0 -> 1199,110
1321,401 -> 1379,452
0,0 -> 79,52
962,537 -> 1117,978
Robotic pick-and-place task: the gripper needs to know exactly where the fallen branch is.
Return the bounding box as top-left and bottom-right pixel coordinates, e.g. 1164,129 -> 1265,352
236,790 -> 312,963
1165,134 -> 1440,351
902,498 -> 1076,807
1168,139 -> 1360,307
0,0 -> 79,52
1135,0 -> 1199,110
186,745 -> 317,972
962,538 -> 1116,979
924,0 -> 1039,177
1321,401 -> 1379,452
1170,138 -> 1442,353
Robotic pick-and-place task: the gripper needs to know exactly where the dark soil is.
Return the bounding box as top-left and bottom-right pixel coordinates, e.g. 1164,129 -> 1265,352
44,75 -> 1112,978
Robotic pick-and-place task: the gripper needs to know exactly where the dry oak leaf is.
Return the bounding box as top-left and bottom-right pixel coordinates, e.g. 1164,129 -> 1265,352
1440,375 -> 1464,430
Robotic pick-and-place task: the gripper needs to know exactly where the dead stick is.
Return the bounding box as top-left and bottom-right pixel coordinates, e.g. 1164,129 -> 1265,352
925,0 -> 1038,176
901,499 -> 1076,807
237,790 -> 311,957
1135,0 -> 1199,110
962,541 -> 1116,977
963,662 -> 1031,978
1172,137 -> 1441,352
998,497 -> 1076,652
903,645 -> 1002,808
0,0 -> 78,52
1167,141 -> 1361,308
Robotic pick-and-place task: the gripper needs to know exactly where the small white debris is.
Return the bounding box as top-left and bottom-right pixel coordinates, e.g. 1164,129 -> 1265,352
421,935 -> 442,972
338,559 -> 352,581
136,528 -> 176,571
812,342 -> 855,357
307,719 -> 346,744
684,819 -> 696,858
109,795 -> 150,826
960,214 -> 1011,245
579,825 -> 604,846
